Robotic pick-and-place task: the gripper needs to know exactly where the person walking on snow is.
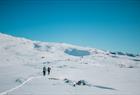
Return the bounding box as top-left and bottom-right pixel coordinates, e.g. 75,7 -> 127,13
47,67 -> 51,75
43,66 -> 46,76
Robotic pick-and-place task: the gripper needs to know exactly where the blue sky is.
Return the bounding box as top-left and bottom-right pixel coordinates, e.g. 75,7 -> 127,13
0,0 -> 140,54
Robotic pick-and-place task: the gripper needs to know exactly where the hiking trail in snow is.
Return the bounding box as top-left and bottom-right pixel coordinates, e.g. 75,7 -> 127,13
0,76 -> 42,95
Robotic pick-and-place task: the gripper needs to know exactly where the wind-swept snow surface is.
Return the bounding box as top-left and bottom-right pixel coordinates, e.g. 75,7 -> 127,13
0,33 -> 140,95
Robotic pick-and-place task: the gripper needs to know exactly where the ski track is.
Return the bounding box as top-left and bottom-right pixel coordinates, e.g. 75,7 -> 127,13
0,76 -> 42,95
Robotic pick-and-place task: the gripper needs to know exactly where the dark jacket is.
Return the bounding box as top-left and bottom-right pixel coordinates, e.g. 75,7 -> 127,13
43,67 -> 46,72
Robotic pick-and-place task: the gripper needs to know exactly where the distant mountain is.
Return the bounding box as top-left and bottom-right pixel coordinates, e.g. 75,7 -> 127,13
0,32 -> 139,68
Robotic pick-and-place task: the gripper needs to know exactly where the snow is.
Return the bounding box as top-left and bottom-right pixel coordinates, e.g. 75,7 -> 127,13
0,33 -> 140,95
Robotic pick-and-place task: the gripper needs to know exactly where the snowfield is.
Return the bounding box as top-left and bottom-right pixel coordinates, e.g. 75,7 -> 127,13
0,33 -> 140,95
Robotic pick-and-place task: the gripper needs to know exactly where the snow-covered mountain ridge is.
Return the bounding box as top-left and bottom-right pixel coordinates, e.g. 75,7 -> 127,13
0,33 -> 140,95
0,33 -> 139,68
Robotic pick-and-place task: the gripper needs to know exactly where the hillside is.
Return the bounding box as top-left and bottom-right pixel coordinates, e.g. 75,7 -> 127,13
0,33 -> 140,95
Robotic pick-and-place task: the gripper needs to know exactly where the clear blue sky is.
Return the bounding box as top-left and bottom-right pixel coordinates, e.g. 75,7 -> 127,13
0,0 -> 140,54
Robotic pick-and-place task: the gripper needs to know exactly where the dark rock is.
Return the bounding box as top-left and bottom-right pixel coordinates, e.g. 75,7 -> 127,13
110,52 -> 116,55
76,80 -> 87,85
33,43 -> 41,48
133,59 -> 140,61
128,66 -> 134,68
117,52 -> 125,55
126,53 -> 136,57
64,78 -> 71,83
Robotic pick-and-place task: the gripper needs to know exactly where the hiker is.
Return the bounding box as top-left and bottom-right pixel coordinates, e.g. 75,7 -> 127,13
47,67 -> 51,75
43,66 -> 46,76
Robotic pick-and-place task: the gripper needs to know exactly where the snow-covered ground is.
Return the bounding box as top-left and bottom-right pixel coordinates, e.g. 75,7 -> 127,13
0,33 -> 140,95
